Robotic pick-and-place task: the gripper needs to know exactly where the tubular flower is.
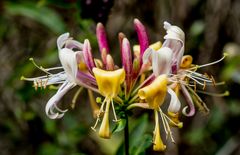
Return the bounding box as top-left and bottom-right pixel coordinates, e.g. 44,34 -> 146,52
92,68 -> 125,138
22,19 -> 227,152
21,33 -> 98,119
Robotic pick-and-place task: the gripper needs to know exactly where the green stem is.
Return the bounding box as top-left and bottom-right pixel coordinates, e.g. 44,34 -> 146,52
124,114 -> 129,155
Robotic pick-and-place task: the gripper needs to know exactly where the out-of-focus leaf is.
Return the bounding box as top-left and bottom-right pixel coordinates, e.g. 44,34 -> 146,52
38,143 -> 63,155
189,20 -> 205,37
44,119 -> 57,135
5,2 -> 66,34
112,119 -> 126,133
228,100 -> 240,116
209,107 -> 226,131
130,134 -> 152,155
221,56 -> 240,83
185,127 -> 206,144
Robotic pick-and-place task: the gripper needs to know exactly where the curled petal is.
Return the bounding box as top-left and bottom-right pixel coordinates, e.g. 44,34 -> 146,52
163,21 -> 184,42
167,88 -> 181,113
180,84 -> 195,117
142,48 -> 153,65
45,81 -> 76,119
83,39 -> 96,72
152,47 -> 173,76
180,55 -> 193,68
134,18 -> 149,65
57,33 -> 69,51
163,21 -> 185,72
65,40 -> 83,50
59,48 -> 78,82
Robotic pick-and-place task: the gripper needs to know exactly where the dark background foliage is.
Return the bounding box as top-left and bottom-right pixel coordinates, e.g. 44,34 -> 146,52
0,0 -> 240,155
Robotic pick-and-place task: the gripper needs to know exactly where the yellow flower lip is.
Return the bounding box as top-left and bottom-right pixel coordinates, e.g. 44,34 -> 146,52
180,55 -> 193,68
138,74 -> 168,109
92,67 -> 125,98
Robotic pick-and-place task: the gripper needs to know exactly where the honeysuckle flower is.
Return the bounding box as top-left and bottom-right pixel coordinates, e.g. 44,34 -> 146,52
91,68 -> 125,138
22,33 -> 98,119
138,75 -> 182,151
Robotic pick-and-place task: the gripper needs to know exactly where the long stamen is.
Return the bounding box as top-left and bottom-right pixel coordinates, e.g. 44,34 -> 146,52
111,100 -> 119,122
44,66 -> 64,72
196,90 -> 229,97
71,87 -> 84,109
29,58 -> 52,75
159,108 -> 175,143
91,97 -> 107,131
190,53 -> 227,69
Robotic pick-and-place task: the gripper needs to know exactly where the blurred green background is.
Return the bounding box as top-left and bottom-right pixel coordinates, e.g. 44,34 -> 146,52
0,0 -> 240,155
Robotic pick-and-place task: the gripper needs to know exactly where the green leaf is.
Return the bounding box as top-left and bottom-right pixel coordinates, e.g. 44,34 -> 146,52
116,114 -> 149,155
112,119 -> 126,133
5,2 -> 66,34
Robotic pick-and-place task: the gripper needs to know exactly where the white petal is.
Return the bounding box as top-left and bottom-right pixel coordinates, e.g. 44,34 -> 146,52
163,21 -> 185,42
58,48 -> 78,82
167,88 -> 181,113
65,40 -> 83,50
142,48 -> 153,64
152,47 -> 173,76
57,33 -> 70,51
45,81 -> 76,119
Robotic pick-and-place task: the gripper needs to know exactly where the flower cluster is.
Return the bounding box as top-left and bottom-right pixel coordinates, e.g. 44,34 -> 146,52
22,19 -> 228,151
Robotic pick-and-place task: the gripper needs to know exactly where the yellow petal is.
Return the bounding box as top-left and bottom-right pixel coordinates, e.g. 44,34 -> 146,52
180,55 -> 193,68
138,74 -> 168,109
99,100 -> 111,139
153,110 -> 166,151
150,41 -> 162,51
92,68 -> 125,98
168,111 -> 183,128
133,41 -> 162,54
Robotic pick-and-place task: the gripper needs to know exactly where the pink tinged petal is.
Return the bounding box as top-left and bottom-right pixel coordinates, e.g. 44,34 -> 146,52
106,54 -> 115,70
163,21 -> 185,73
58,48 -> 78,82
152,47 -> 173,76
65,40 -> 83,50
101,48 -> 108,67
57,33 -> 69,51
96,23 -> 110,54
139,48 -> 153,74
167,88 -> 181,113
121,38 -> 133,93
180,84 -> 195,117
83,39 -> 96,72
134,18 -> 149,65
132,57 -> 140,80
121,38 -> 132,76
45,81 -> 76,119
142,48 -> 153,64
118,32 -> 126,61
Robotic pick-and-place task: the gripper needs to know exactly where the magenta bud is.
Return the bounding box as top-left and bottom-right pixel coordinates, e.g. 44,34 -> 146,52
96,23 -> 110,55
134,18 -> 149,66
83,39 -> 95,72
122,38 -> 133,94
122,38 -> 132,75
